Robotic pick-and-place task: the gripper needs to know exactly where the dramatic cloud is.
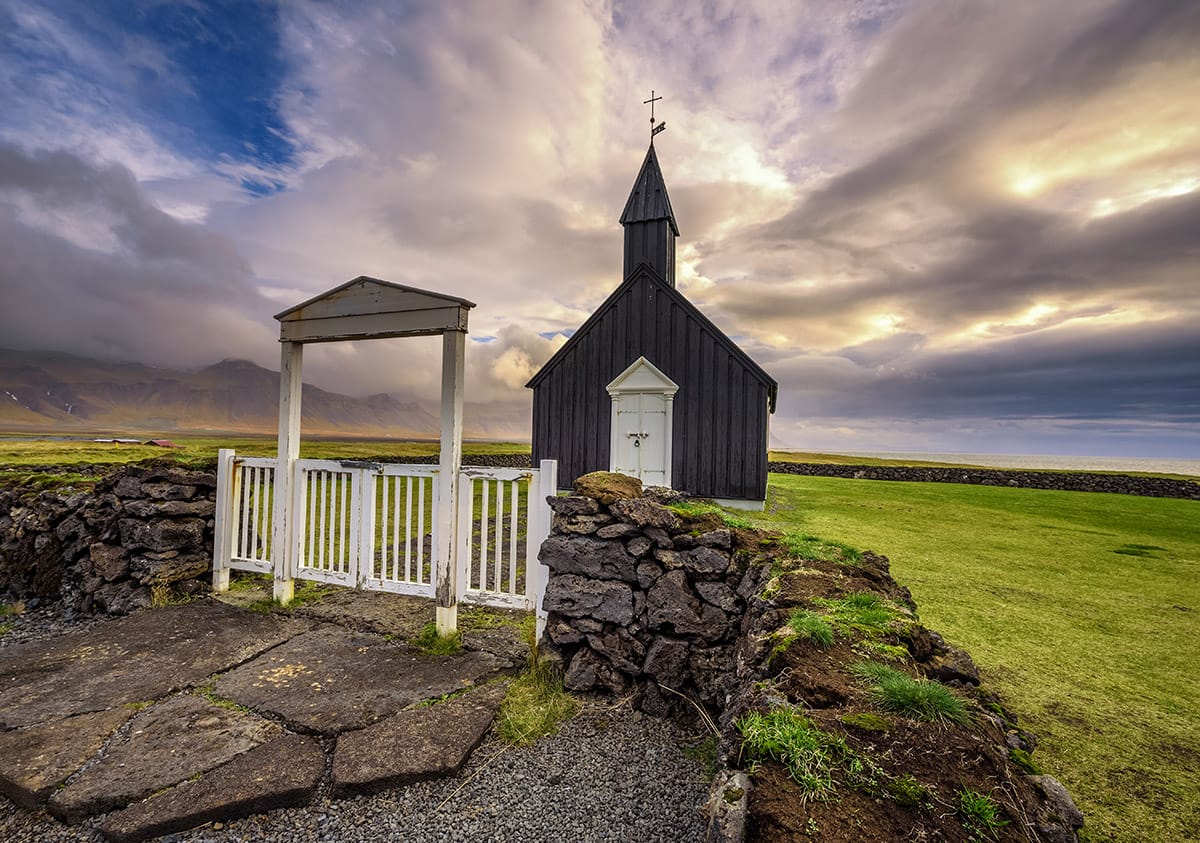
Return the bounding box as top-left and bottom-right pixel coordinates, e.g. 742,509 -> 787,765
0,0 -> 1196,456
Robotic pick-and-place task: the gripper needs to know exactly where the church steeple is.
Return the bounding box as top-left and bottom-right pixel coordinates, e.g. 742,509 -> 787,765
620,141 -> 679,287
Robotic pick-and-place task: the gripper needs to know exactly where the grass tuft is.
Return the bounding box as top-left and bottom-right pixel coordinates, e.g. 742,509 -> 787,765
779,532 -> 863,565
495,619 -> 579,746
736,707 -> 850,800
786,610 -> 835,649
851,661 -> 971,724
411,622 -> 463,656
246,579 -> 333,614
812,593 -> 897,634
957,787 -> 1009,840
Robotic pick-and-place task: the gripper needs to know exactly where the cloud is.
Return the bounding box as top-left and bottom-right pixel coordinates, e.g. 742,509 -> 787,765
0,142 -> 274,367
0,0 -> 1196,456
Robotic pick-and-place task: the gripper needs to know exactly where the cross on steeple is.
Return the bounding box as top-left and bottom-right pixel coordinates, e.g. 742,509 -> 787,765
643,90 -> 666,140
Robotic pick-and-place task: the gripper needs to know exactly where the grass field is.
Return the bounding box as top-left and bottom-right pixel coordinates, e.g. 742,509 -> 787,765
0,433 -> 527,468
748,474 -> 1200,843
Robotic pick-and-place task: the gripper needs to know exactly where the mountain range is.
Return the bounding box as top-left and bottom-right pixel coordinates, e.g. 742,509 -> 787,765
0,349 -> 528,440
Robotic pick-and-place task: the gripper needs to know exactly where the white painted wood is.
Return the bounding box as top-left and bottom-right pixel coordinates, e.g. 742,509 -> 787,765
279,307 -> 468,343
435,329 -> 466,635
211,449 -> 235,592
272,341 -> 302,604
461,589 -> 534,611
275,276 -> 475,322
531,459 -> 557,640
607,357 -> 677,488
605,355 -> 679,396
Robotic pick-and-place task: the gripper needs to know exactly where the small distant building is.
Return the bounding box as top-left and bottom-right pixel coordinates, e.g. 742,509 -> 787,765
144,439 -> 181,448
526,140 -> 777,507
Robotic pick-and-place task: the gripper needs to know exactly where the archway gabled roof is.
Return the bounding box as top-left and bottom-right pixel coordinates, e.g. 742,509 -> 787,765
274,276 -> 475,343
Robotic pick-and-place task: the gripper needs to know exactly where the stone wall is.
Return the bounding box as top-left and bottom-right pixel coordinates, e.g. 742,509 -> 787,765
538,472 -> 761,714
768,461 -> 1200,500
0,462 -> 217,614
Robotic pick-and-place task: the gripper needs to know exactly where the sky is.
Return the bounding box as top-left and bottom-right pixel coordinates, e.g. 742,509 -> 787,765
0,0 -> 1197,458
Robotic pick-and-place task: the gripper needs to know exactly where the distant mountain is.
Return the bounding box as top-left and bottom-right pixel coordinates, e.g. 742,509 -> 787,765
0,349 -> 529,440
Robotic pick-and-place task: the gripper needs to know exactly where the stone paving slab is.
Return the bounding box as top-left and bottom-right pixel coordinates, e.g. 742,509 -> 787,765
332,682 -> 509,798
99,733 -> 325,843
0,707 -> 132,809
0,597 -> 534,837
0,601 -> 305,729
49,694 -> 283,824
214,626 -> 514,734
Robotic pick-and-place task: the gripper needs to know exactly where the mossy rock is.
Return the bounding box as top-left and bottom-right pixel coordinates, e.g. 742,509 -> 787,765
573,471 -> 643,504
1009,747 -> 1043,775
884,774 -> 929,807
840,711 -> 892,733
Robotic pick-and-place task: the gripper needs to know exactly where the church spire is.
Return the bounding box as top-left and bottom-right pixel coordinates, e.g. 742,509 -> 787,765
620,141 -> 679,286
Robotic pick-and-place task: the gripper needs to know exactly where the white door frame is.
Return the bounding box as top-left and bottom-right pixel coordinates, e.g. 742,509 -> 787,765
606,356 -> 679,488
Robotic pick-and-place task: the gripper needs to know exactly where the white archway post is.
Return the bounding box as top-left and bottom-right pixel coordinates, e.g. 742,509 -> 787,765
435,329 -> 466,635
273,340 -> 303,604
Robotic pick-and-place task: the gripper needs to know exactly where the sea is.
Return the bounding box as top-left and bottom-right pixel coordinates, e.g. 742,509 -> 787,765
840,450 -> 1200,478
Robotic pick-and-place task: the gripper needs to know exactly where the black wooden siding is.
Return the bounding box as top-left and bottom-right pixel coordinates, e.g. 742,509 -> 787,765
623,218 -> 676,286
530,268 -> 774,500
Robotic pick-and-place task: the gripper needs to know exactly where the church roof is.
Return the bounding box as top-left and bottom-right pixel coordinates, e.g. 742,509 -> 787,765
619,143 -> 680,236
526,262 -> 777,412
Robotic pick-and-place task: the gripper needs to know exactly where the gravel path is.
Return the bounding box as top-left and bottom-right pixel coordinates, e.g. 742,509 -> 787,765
0,604 -> 713,842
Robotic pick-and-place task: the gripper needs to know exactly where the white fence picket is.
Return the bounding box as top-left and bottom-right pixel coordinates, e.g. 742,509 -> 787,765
213,453 -> 556,626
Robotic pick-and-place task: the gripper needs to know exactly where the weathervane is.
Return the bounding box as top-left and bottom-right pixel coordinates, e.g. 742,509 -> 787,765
644,90 -> 666,140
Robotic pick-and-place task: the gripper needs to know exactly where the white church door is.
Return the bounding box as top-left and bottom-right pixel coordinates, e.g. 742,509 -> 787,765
606,357 -> 679,488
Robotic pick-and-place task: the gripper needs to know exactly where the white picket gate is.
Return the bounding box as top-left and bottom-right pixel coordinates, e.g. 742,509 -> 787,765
212,451 -> 556,628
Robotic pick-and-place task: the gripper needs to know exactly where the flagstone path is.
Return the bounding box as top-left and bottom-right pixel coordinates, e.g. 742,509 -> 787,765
0,598 -> 526,842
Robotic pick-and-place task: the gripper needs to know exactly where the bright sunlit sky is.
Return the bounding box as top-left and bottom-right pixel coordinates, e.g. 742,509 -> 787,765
1,0 -> 1197,456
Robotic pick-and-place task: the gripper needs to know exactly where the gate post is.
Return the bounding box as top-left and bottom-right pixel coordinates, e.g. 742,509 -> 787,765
211,448 -> 236,592
529,459 -> 558,641
273,341 -> 303,604
435,329 -> 466,634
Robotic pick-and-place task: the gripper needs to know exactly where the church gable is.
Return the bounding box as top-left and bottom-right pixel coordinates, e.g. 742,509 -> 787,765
528,131 -> 777,502
527,264 -> 776,409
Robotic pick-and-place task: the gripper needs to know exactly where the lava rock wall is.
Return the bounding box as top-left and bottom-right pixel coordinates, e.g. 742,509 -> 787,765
538,472 -> 764,714
0,463 -> 217,614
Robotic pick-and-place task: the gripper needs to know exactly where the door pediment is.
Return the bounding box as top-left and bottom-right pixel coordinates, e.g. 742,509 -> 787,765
606,356 -> 679,395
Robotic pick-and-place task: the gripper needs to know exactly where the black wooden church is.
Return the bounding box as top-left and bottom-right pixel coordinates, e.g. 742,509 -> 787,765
526,138 -> 777,506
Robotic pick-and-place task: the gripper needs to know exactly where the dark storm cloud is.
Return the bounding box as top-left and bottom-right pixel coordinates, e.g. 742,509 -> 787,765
0,142 -> 274,366
761,317 -> 1200,423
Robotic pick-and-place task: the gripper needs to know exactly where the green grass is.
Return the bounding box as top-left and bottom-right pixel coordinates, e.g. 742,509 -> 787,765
786,610 -> 835,649
246,579 -> 334,614
0,433 -> 529,468
667,498 -> 753,529
957,787 -> 1009,841
737,474 -> 1200,843
851,661 -> 971,724
495,618 -> 579,746
812,592 -> 896,632
410,622 -> 463,656
736,707 -> 850,800
769,450 -> 1200,482
778,532 -> 863,565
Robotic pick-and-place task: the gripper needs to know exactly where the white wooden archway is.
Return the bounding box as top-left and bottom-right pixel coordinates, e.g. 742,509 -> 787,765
270,276 -> 473,634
